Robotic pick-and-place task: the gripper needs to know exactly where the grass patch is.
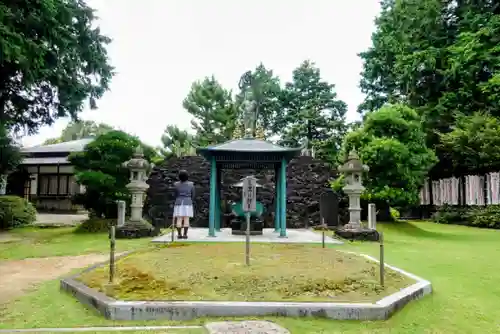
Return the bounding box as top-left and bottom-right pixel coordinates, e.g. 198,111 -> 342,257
77,332 -> 202,334
0,226 -> 151,260
0,272 -> 205,332
79,243 -> 412,302
1,221 -> 500,333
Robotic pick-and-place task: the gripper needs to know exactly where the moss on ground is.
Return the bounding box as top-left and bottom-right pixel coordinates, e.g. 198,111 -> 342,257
79,243 -> 413,302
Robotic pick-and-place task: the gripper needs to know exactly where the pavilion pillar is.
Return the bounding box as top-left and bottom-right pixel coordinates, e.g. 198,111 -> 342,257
208,156 -> 216,237
279,158 -> 287,237
215,168 -> 222,231
274,166 -> 280,232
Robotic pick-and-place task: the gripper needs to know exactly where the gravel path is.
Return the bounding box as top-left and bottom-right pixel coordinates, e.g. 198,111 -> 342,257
35,213 -> 88,226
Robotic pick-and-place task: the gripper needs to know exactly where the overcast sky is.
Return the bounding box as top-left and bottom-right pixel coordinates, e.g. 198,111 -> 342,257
22,0 -> 381,148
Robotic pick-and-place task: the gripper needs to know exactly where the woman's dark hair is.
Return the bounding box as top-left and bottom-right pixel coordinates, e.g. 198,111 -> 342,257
178,170 -> 189,182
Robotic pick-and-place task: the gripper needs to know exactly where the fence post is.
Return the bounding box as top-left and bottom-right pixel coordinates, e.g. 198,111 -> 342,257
109,224 -> 116,283
379,231 -> 384,287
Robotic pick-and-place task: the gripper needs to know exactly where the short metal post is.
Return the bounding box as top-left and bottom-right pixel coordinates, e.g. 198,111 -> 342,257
321,218 -> 326,248
245,212 -> 251,266
379,231 -> 385,287
109,225 -> 116,283
171,217 -> 175,243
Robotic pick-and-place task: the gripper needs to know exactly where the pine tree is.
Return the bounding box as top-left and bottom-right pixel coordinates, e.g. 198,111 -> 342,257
160,125 -> 194,157
235,64 -> 283,139
183,76 -> 237,146
279,60 -> 347,162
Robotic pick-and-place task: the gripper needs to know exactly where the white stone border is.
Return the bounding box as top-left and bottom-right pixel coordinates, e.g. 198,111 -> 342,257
60,251 -> 432,321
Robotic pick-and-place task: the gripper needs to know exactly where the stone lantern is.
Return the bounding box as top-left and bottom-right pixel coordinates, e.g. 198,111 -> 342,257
116,146 -> 157,238
335,150 -> 379,241
338,150 -> 369,230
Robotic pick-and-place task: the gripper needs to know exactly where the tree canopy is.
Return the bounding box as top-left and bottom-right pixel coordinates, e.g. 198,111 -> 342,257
183,76 -> 237,146
279,61 -> 347,163
358,0 -> 500,176
439,112 -> 500,175
234,64 -> 283,139
342,104 -> 437,207
69,130 -> 155,218
0,125 -> 21,177
0,0 -> 114,133
160,125 -> 195,158
182,61 -> 348,159
43,120 -> 114,145
0,125 -> 21,196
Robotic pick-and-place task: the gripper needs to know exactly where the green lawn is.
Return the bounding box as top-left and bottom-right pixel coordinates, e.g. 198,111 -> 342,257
0,227 -> 151,259
1,222 -> 500,333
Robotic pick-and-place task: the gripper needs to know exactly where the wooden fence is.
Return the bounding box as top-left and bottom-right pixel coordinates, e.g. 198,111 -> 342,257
419,173 -> 500,206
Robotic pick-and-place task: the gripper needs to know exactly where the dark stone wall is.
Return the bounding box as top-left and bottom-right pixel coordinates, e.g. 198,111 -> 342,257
145,156 -> 337,228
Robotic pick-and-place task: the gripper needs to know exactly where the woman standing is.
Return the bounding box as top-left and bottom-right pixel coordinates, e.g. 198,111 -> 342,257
173,170 -> 195,239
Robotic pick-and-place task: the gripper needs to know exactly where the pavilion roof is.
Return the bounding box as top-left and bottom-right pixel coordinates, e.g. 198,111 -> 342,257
196,138 -> 301,169
22,138 -> 93,154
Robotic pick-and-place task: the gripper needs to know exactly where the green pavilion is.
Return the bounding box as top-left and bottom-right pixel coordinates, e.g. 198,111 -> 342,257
196,138 -> 301,237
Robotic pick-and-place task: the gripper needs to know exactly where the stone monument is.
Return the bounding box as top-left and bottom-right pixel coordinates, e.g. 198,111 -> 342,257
335,150 -> 379,241
116,146 -> 158,239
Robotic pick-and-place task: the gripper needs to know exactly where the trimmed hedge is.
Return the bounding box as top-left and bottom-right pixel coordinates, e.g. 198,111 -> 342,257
432,205 -> 500,229
0,195 -> 37,229
74,218 -> 116,233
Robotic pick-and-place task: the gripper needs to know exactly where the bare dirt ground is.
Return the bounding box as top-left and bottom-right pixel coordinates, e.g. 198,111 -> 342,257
0,233 -> 20,243
0,254 -> 107,304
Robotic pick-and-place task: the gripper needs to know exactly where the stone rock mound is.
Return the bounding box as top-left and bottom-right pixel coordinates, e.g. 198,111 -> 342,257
145,155 -> 337,228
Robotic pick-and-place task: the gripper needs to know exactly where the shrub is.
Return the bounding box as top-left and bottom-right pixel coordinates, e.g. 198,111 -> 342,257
432,204 -> 500,229
74,218 -> 115,233
432,205 -> 470,225
469,205 -> 500,229
0,196 -> 37,229
390,207 -> 400,220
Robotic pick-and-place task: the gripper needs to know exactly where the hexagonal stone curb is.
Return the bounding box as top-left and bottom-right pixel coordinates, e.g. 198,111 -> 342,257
205,321 -> 290,334
60,251 -> 432,321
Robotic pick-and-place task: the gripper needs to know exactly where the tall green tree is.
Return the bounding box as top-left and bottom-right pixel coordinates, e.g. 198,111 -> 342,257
43,121 -> 114,145
341,104 -> 437,209
0,0 -> 114,133
439,112 -> 500,175
235,64 -> 283,139
160,125 -> 195,157
183,76 -> 237,146
358,0 -> 500,176
279,60 -> 348,162
0,125 -> 21,195
69,131 -> 155,218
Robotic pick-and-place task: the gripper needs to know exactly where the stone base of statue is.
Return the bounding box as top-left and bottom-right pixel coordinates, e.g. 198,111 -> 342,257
230,218 -> 264,236
115,220 -> 159,239
335,223 -> 379,242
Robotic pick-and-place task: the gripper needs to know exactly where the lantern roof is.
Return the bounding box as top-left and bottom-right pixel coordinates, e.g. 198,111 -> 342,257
338,150 -> 369,173
123,146 -> 150,170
